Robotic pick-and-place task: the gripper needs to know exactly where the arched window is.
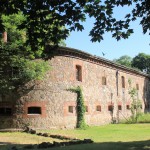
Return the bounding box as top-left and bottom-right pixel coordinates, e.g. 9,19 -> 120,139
76,65 -> 82,81
102,77 -> 106,85
136,84 -> 139,90
121,76 -> 125,88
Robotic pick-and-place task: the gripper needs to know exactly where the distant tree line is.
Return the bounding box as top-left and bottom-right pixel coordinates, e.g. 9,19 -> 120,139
113,53 -> 150,74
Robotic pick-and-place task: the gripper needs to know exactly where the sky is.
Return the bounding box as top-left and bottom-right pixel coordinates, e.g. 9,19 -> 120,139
65,5 -> 150,61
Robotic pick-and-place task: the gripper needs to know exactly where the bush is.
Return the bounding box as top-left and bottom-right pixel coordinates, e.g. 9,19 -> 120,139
120,113 -> 150,124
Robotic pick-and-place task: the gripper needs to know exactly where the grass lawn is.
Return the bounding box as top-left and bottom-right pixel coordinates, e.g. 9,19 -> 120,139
0,124 -> 150,150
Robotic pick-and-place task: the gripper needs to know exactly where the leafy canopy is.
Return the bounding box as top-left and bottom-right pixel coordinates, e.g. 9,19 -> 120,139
113,55 -> 132,67
132,53 -> 150,74
0,0 -> 150,51
113,53 -> 150,74
0,13 -> 50,92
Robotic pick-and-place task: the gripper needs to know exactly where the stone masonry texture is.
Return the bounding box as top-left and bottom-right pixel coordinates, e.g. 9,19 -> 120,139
0,46 -> 150,129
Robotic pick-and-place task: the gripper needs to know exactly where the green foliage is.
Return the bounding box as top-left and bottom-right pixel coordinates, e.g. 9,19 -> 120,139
131,53 -> 150,74
120,113 -> 150,124
114,53 -> 150,74
137,113 -> 150,123
0,1 -> 150,51
69,86 -> 88,129
0,48 -> 50,92
113,55 -> 132,68
0,13 -> 50,92
128,79 -> 142,123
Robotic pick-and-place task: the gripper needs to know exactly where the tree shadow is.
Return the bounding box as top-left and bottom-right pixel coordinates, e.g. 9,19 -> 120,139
1,140 -> 150,150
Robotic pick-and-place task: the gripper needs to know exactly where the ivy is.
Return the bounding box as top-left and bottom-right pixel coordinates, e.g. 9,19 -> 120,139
69,86 -> 88,129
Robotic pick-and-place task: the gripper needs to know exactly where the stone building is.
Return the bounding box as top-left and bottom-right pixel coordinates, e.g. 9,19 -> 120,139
0,46 -> 150,129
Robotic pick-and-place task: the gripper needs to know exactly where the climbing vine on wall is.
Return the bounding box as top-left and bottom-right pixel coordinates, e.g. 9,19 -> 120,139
69,86 -> 87,129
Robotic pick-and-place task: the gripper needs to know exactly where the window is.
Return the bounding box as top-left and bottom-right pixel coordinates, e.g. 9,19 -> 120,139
136,84 -> 139,90
68,106 -> 74,113
126,105 -> 130,110
28,107 -> 41,114
102,77 -> 106,85
108,105 -> 113,111
118,105 -> 122,110
0,107 -> 12,116
76,65 -> 82,81
96,105 -> 101,112
121,76 -> 125,88
85,106 -> 88,112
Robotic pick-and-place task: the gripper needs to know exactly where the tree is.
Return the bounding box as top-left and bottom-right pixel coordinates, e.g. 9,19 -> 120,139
131,53 -> 150,74
0,0 -> 149,52
113,55 -> 132,67
0,13 -> 50,92
128,79 -> 142,123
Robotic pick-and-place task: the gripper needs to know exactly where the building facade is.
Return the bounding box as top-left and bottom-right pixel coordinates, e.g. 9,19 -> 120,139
0,46 -> 150,129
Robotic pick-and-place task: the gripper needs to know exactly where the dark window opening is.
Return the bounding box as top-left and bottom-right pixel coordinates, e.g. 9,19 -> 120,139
68,106 -> 73,113
118,105 -> 122,110
0,107 -> 12,116
28,107 -> 41,114
96,105 -> 101,111
108,105 -> 113,111
76,65 -> 82,81
145,104 -> 149,109
102,77 -> 106,85
126,105 -> 130,110
121,76 -> 125,88
85,106 -> 88,112
136,84 -> 139,90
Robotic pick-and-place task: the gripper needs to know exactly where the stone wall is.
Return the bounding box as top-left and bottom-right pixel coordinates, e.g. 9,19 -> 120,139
0,47 -> 150,129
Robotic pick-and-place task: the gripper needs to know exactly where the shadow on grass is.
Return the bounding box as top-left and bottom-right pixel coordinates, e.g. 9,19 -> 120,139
0,140 -> 150,150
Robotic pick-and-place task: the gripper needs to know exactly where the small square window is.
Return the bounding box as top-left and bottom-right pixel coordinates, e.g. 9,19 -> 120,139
68,106 -> 73,113
126,105 -> 130,110
118,105 -> 122,110
0,107 -> 12,116
96,105 -> 101,111
108,105 -> 113,111
28,107 -> 41,114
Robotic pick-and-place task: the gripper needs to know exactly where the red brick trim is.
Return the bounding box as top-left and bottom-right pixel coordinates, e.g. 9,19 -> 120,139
118,101 -> 122,105
126,101 -> 131,105
23,101 -> 47,118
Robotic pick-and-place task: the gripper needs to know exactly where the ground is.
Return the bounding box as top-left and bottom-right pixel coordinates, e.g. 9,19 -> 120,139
0,124 -> 150,150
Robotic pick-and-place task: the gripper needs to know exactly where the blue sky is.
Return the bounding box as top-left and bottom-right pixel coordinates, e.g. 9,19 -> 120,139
65,5 -> 150,61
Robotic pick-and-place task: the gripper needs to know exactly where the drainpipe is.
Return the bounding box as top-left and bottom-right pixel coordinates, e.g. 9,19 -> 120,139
116,70 -> 119,96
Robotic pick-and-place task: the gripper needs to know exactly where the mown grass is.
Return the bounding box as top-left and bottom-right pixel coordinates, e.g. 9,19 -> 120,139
1,124 -> 150,150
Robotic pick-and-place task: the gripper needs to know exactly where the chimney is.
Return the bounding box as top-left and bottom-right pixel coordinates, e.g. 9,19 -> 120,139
3,32 -> 7,43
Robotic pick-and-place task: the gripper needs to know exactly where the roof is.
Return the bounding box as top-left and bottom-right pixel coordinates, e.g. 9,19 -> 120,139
49,46 -> 150,78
